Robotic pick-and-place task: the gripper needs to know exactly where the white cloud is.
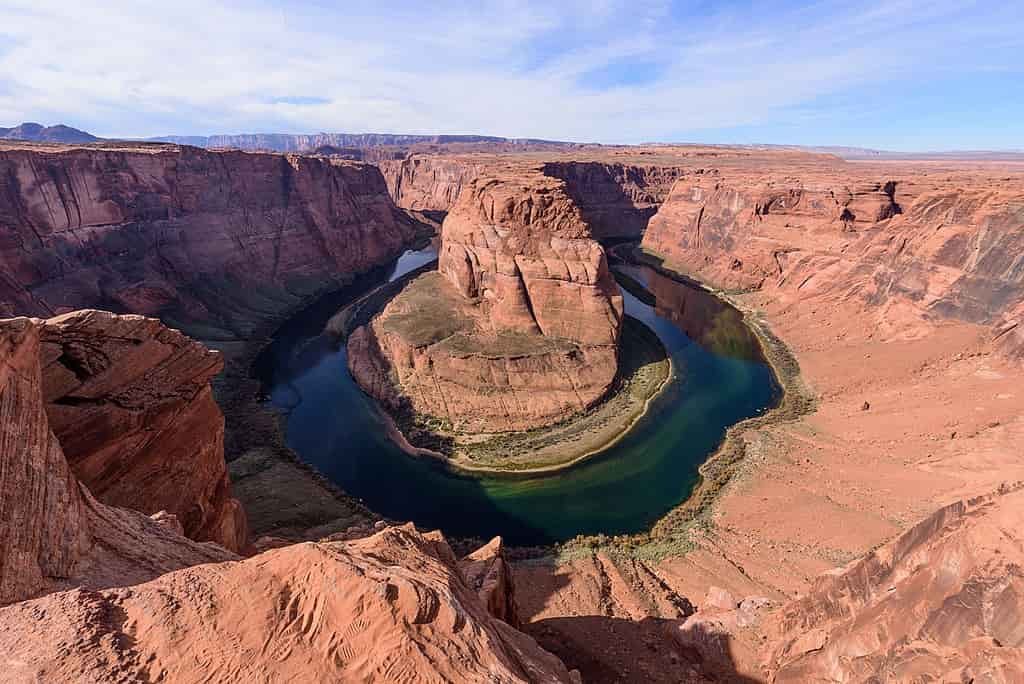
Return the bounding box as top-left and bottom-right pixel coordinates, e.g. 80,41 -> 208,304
0,0 -> 1019,144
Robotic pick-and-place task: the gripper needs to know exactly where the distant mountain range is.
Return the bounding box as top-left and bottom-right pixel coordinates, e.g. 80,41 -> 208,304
145,132 -> 576,152
1,123 -> 1020,161
0,122 -> 98,143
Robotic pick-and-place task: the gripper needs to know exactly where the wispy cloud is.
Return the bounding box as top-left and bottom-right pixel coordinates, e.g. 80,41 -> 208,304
0,0 -> 1020,149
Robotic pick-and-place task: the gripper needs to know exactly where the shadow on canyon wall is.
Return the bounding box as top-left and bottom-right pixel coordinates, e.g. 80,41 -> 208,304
543,162 -> 660,240
517,559 -> 761,683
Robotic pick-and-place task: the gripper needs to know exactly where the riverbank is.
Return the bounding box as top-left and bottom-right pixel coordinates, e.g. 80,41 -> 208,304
551,248 -> 812,560
205,236 -> 436,541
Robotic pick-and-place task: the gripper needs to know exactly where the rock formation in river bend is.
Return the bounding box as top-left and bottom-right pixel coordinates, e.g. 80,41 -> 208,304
0,141 -> 417,337
39,309 -> 246,552
348,169 -> 624,433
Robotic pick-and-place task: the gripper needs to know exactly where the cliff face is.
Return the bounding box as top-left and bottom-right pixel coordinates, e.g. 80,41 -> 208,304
641,162 -> 1024,354
0,315 -> 237,606
541,161 -> 683,239
39,310 -> 246,552
349,170 -> 623,433
0,142 -> 416,337
378,156 -> 684,240
378,156 -> 481,211
438,174 -> 623,346
347,272 -> 619,432
0,524 -> 576,683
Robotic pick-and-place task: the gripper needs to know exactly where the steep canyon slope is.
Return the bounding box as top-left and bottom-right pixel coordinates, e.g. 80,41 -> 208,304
0,141 -> 417,337
378,152 -> 684,239
0,314 -> 238,605
641,153 -> 1024,355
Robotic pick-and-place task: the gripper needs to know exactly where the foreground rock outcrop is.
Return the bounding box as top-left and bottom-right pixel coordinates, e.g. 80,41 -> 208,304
38,309 -> 246,552
0,141 -> 417,337
349,169 -> 623,433
0,315 -> 236,606
0,525 -> 576,684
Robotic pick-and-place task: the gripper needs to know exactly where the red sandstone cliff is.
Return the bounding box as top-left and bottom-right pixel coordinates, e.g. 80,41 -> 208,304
0,142 -> 417,337
438,173 -> 623,346
0,315 -> 236,606
39,309 -> 246,552
541,161 -> 683,239
378,156 -> 483,211
641,159 -> 1024,355
378,154 -> 683,239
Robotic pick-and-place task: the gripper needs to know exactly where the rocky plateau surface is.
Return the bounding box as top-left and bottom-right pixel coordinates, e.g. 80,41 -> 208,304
640,152 -> 1024,356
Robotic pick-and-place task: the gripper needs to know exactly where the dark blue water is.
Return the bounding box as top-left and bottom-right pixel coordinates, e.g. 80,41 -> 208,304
255,246 -> 779,545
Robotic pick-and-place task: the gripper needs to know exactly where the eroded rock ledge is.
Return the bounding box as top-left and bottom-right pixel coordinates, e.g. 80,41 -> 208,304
39,309 -> 246,552
349,170 -> 624,436
0,314 -> 238,606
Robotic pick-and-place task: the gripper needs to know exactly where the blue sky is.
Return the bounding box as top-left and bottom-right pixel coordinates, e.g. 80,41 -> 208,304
0,0 -> 1021,150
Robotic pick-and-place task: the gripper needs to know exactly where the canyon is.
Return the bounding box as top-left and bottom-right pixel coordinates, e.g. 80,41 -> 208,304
1,138 -> 1023,681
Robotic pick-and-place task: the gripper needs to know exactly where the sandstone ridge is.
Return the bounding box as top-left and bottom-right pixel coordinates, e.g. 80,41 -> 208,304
0,314 -> 238,606
39,309 -> 246,551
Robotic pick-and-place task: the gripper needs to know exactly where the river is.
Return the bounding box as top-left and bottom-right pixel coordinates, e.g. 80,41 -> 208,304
254,245 -> 779,545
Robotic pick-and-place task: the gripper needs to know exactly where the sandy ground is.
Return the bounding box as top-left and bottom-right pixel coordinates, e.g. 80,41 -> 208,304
514,282 -> 1024,682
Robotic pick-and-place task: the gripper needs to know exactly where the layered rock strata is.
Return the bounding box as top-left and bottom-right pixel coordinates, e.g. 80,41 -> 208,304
349,171 -> 623,433
38,309 -> 246,551
0,315 -> 236,606
378,154 -> 684,239
541,161 -> 683,239
641,158 -> 1024,355
766,485 -> 1024,681
0,141 -> 417,337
